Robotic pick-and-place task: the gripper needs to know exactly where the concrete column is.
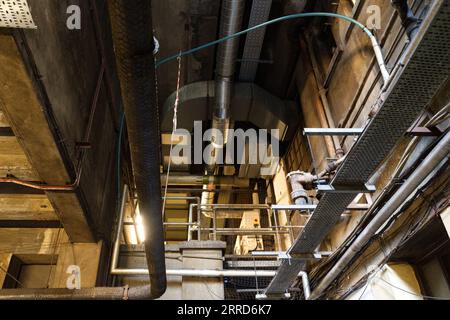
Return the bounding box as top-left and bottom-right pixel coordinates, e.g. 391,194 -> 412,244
50,233 -> 102,288
180,241 -> 226,300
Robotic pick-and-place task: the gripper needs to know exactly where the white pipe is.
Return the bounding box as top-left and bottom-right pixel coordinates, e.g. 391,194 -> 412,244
309,131 -> 450,299
369,34 -> 390,83
111,267 -> 308,280
111,267 -> 310,298
110,185 -> 129,274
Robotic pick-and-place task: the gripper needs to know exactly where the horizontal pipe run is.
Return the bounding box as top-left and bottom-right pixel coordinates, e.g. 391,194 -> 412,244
162,196 -> 201,200
111,268 -> 306,278
0,286 -> 151,300
203,203 -> 370,211
124,222 -> 198,226
0,270 -> 310,299
303,127 -> 438,137
201,204 -> 270,209
304,128 -> 364,136
213,228 -> 290,236
163,188 -> 259,194
161,175 -> 249,187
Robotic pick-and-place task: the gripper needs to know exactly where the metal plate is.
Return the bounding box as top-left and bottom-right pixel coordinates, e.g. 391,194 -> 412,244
0,0 -> 36,29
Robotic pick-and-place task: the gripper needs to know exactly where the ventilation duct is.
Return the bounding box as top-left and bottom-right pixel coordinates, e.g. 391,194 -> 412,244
161,81 -> 298,140
209,0 -> 246,172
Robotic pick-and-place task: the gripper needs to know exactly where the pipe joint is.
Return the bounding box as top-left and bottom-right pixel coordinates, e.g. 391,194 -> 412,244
287,171 -> 316,206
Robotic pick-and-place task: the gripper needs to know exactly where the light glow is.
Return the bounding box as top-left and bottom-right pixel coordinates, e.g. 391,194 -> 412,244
135,206 -> 146,242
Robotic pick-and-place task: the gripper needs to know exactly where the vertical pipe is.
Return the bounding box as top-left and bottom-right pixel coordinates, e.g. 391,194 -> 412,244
111,185 -> 128,274
209,0 -> 246,172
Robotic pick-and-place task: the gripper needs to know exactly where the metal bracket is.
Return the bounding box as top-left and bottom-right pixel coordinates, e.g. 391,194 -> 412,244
278,252 -> 324,261
316,183 -> 376,194
256,292 -> 290,300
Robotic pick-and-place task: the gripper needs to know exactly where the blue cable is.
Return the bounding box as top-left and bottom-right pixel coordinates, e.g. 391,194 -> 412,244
116,12 -> 372,203
116,112 -> 125,207
155,12 -> 371,68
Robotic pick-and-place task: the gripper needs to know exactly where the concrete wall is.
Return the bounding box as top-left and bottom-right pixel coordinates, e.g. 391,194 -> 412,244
0,228 -> 102,289
346,264 -> 422,300
20,0 -> 121,239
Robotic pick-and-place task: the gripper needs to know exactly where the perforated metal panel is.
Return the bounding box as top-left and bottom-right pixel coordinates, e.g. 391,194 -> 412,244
0,0 -> 36,29
265,0 -> 450,296
239,0 -> 272,82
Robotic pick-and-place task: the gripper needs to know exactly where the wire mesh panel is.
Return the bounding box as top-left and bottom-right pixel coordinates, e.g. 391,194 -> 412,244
225,276 -> 274,300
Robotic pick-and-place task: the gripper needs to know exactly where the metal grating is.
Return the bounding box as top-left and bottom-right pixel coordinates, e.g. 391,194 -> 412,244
265,0 -> 450,296
239,0 -> 272,82
0,0 -> 36,29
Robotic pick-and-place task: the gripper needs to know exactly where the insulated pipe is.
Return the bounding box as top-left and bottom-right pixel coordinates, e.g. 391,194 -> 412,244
216,0 -> 246,78
0,286 -> 153,300
108,0 -> 166,299
309,131 -> 450,299
209,0 -> 245,171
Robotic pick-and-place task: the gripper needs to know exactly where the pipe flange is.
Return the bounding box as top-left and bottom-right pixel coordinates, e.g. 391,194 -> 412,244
287,171 -> 316,190
290,189 -> 308,202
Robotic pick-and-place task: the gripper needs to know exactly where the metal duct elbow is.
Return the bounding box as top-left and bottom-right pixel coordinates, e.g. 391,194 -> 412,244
108,0 -> 166,299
